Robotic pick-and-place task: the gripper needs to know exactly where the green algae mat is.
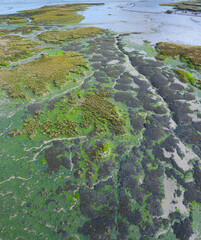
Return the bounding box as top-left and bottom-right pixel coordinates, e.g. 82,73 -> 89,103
1,3 -> 201,240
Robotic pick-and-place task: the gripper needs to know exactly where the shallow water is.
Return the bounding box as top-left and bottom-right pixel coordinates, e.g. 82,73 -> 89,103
1,0 -> 201,45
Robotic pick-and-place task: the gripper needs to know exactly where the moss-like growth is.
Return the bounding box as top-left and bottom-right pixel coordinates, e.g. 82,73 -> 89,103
156,42 -> 201,66
0,35 -> 42,66
0,52 -> 88,98
38,27 -> 105,44
176,69 -> 201,88
160,1 -> 201,12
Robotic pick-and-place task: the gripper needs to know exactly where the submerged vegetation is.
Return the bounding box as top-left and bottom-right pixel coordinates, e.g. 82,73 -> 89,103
0,52 -> 88,98
0,35 -> 42,66
156,42 -> 201,66
38,27 -> 105,43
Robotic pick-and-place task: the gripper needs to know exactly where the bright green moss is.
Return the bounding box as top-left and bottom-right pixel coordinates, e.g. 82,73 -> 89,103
176,69 -> 201,88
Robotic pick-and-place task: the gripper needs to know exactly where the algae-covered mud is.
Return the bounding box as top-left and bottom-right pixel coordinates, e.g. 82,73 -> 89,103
0,1 -> 201,240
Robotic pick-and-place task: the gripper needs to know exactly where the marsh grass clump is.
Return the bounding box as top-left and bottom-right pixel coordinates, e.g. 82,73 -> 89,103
23,4 -> 99,24
88,142 -> 106,162
0,26 -> 42,36
13,26 -> 42,34
10,116 -> 79,139
0,15 -> 28,24
0,35 -> 41,66
160,1 -> 201,12
10,93 -> 126,139
81,94 -> 126,134
0,51 -> 88,98
176,69 -> 201,89
156,42 -> 201,66
0,29 -> 10,36
38,27 -> 105,44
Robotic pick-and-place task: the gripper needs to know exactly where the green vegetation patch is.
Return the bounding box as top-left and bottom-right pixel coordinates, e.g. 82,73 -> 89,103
13,25 -> 42,34
160,0 -> 201,12
0,26 -> 42,36
38,27 -> 105,44
10,116 -> 79,139
0,15 -> 28,24
0,35 -> 42,66
81,94 -> 126,135
176,69 -> 201,89
10,93 -> 126,139
0,51 -> 88,98
156,42 -> 201,66
24,4 -> 99,24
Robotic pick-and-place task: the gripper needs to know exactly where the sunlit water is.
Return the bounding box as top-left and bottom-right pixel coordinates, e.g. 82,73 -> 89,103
0,0 -> 201,45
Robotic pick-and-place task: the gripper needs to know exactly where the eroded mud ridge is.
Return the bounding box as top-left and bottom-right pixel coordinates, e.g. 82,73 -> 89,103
0,4 -> 201,240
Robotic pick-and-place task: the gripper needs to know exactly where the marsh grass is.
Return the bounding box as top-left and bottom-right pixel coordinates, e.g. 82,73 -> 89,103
0,15 -> 28,24
38,27 -> 105,44
0,26 -> 42,36
10,93 -> 126,139
0,35 -> 42,66
160,1 -> 201,12
81,94 -> 126,135
0,52 -> 88,98
156,42 -> 201,66
23,4 -> 100,24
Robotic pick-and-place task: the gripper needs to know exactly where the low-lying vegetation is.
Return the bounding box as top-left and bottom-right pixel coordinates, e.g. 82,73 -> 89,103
0,35 -> 42,66
176,69 -> 201,89
81,94 -> 126,135
0,26 -> 42,36
160,0 -> 201,12
23,4 -> 101,24
156,42 -> 201,66
10,93 -> 126,139
38,27 -> 105,43
0,15 -> 28,24
0,52 -> 88,98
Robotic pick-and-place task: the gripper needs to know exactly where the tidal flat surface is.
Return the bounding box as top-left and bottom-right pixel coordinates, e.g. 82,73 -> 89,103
0,1 -> 201,240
